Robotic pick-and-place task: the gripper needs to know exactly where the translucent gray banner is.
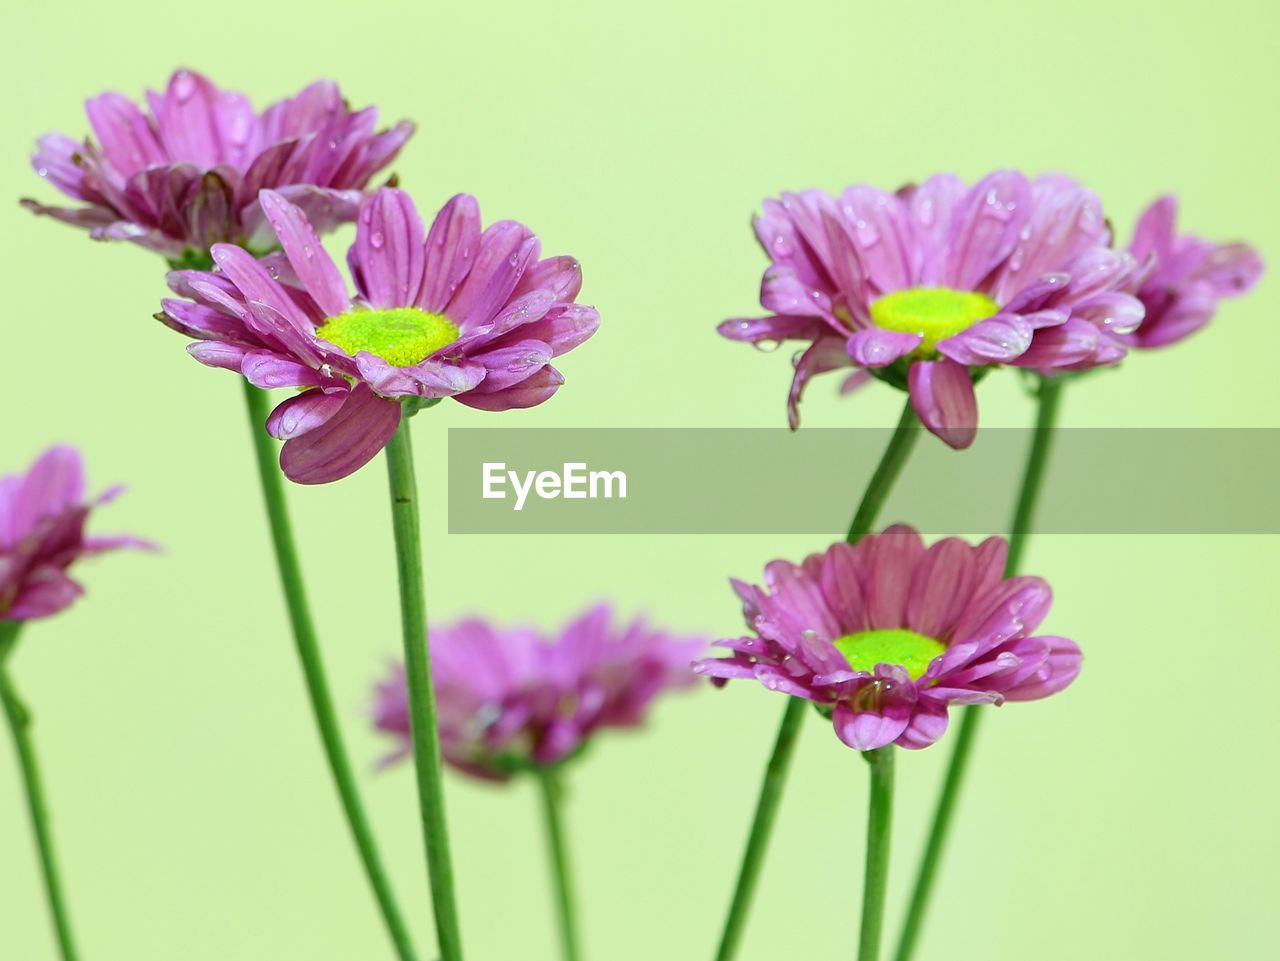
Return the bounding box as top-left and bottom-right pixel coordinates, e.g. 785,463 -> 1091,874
446,428 -> 1280,534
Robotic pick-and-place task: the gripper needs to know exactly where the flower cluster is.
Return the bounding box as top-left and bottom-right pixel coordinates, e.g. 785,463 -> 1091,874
372,605 -> 704,779
1,447 -> 148,622
23,69 -> 412,263
695,527 -> 1081,751
160,187 -> 600,483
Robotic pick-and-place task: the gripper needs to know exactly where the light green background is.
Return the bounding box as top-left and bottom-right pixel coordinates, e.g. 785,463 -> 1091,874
2,1 -> 1276,958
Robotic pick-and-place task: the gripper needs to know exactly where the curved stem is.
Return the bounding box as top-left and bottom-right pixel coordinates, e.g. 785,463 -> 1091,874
537,768 -> 581,961
713,398 -> 921,961
383,414 -> 464,961
240,383 -> 419,961
891,374 -> 1065,961
1,621 -> 80,961
858,747 -> 895,961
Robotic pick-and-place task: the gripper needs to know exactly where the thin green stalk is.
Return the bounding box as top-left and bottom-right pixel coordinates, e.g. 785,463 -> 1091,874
847,402 -> 922,544
858,747 -> 895,961
239,382 -> 419,961
383,413 -> 464,961
892,374 -> 1065,961
713,398 -> 921,961
536,768 -> 582,961
1,621 -> 80,961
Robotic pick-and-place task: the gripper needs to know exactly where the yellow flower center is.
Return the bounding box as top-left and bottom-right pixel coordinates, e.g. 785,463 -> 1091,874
834,628 -> 946,681
316,307 -> 460,366
869,287 -> 1000,356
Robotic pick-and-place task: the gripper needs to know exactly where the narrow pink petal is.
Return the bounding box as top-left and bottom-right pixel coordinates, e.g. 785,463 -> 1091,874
908,358 -> 977,450
241,351 -> 323,390
279,385 -> 401,485
1000,636 -> 1082,701
936,315 -> 1033,366
419,194 -> 482,313
258,189 -> 349,316
513,256 -> 584,301
760,264 -> 832,317
265,390 -> 347,440
445,220 -> 539,328
905,538 -> 975,638
454,365 -> 562,411
837,185 -> 915,292
847,328 -> 920,367
942,170 -> 1031,290
354,188 -> 427,309
469,340 -> 554,393
188,341 -> 250,371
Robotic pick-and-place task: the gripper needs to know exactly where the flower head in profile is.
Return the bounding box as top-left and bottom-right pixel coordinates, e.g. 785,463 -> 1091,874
159,186 -> 600,484
1,447 -> 151,622
1123,196 -> 1263,349
722,172 -> 1144,448
694,527 -> 1080,751
372,605 -> 704,779
23,68 -> 413,263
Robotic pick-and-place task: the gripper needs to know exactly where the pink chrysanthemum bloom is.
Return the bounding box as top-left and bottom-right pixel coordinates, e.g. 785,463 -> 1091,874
23,68 -> 412,264
1122,196 -> 1263,349
693,526 -> 1081,751
372,605 -> 705,780
1,447 -> 150,622
721,171 -> 1145,448
159,186 -> 600,484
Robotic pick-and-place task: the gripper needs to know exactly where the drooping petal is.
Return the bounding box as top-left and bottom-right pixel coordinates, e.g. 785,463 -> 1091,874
279,384 -> 402,485
908,358 -> 977,449
264,389 -> 347,440
454,365 -> 563,411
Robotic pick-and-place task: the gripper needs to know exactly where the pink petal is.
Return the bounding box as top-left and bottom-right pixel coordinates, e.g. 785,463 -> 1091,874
354,188 -> 427,309
908,358 -> 977,449
847,328 -> 921,367
258,189 -> 349,316
279,385 -> 402,484
265,390 -> 347,440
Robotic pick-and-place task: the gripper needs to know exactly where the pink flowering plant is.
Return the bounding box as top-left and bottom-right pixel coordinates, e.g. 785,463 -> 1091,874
12,62 -> 1267,961
161,186 -> 599,484
1,446 -> 149,961
23,69 -> 412,266
695,528 -> 1079,752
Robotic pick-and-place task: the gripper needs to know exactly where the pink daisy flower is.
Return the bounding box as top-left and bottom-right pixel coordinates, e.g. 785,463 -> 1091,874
721,171 -> 1145,448
694,526 -> 1080,751
23,68 -> 412,263
159,186 -> 600,484
372,605 -> 704,780
1,447 -> 151,622
1123,195 -> 1263,349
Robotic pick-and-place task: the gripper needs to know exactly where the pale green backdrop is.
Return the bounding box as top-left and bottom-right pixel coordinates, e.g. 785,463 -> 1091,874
2,1 -> 1276,958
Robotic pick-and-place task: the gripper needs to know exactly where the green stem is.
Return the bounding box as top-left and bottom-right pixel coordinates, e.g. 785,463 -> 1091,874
383,413 -> 464,961
891,374 -> 1065,961
1,621 -> 80,961
713,398 -> 921,961
239,382 -> 419,961
847,401 -> 922,544
858,747 -> 895,961
537,768 -> 581,961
